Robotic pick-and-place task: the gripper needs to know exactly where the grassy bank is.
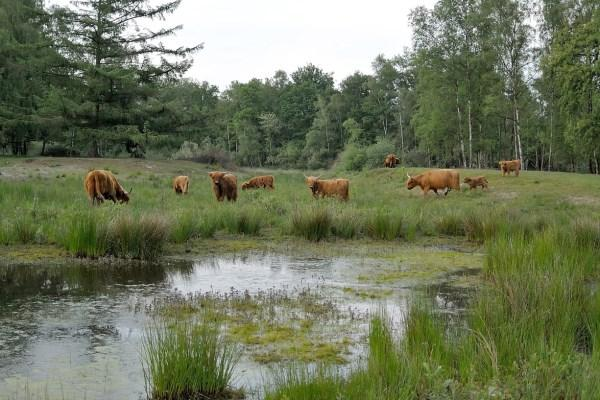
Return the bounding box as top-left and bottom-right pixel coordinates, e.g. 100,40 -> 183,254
1,157 -> 599,261
265,224 -> 600,399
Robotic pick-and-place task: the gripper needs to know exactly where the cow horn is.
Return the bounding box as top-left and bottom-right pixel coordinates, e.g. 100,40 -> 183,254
406,173 -> 411,179
315,175 -> 321,180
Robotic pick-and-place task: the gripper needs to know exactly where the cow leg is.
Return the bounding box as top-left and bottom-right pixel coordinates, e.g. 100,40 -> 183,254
444,188 -> 451,196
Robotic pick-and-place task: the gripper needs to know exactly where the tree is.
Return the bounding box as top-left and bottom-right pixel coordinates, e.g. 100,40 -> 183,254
49,0 -> 202,156
0,0 -> 60,155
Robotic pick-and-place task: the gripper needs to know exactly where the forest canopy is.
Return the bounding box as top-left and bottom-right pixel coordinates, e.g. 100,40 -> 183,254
0,0 -> 598,172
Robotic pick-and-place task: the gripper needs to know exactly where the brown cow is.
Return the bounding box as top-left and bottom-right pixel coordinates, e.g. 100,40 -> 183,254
383,154 -> 400,168
464,176 -> 488,190
499,159 -> 521,176
208,171 -> 237,202
241,175 -> 274,190
406,169 -> 460,196
84,169 -> 130,205
173,175 -> 189,194
305,176 -> 349,201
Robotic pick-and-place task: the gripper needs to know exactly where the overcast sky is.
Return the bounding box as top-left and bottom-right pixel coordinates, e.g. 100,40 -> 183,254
49,0 -> 437,90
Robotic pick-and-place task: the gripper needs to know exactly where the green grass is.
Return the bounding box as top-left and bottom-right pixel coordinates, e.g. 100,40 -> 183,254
0,157 -> 599,261
266,225 -> 600,399
142,319 -> 241,400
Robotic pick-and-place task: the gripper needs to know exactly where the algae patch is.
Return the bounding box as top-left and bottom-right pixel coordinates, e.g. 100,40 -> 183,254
358,248 -> 483,285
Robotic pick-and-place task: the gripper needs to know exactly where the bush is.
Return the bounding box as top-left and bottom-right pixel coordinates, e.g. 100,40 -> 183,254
364,138 -> 396,169
337,144 -> 367,171
172,141 -> 234,168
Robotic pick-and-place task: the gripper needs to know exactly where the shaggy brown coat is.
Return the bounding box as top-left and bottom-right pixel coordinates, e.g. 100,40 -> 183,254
208,171 -> 237,202
241,175 -> 274,190
305,176 -> 350,201
464,176 -> 488,190
499,159 -> 521,176
173,175 -> 189,194
383,154 -> 400,168
406,169 -> 460,196
84,169 -> 129,205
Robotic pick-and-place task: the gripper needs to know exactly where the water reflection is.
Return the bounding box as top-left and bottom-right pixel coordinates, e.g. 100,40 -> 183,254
0,250 -> 478,399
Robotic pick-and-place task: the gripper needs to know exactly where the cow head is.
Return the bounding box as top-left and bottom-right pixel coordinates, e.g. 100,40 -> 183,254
305,176 -> 320,194
406,173 -> 417,190
209,171 -> 226,186
241,181 -> 249,190
463,177 -> 472,183
117,187 -> 130,204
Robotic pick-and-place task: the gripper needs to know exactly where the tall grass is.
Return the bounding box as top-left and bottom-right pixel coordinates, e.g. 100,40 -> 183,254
365,211 -> 403,240
63,212 -> 108,257
142,319 -> 241,400
291,206 -> 331,241
108,214 -> 169,260
268,226 -> 600,398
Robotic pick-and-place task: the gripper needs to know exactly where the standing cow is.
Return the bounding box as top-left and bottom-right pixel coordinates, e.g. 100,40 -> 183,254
406,169 -> 460,196
173,176 -> 189,194
499,160 -> 521,176
384,154 -> 400,168
241,175 -> 274,190
84,169 -> 130,205
305,176 -> 349,201
208,171 -> 237,202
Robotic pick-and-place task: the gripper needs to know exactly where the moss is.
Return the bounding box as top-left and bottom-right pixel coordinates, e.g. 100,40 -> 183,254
342,287 -> 394,299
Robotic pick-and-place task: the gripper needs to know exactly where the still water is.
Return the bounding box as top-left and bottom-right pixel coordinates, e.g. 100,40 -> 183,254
0,249 -> 478,399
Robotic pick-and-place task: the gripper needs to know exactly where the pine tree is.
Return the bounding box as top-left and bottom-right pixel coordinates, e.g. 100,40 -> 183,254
49,0 -> 202,156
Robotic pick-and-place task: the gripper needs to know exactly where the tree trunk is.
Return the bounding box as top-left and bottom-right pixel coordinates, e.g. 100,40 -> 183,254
548,103 -> 553,171
399,112 -> 404,159
456,82 -> 467,168
467,98 -> 473,168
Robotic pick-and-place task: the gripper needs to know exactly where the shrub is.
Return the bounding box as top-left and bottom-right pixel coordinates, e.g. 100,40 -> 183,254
363,138 -> 396,169
337,144 -> 367,172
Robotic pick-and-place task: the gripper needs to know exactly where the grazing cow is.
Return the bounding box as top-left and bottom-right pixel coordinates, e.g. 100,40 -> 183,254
406,169 -> 460,196
464,176 -> 488,190
208,171 -> 237,202
84,169 -> 130,205
173,176 -> 189,194
304,176 -> 349,201
383,154 -> 400,168
241,175 -> 274,190
499,159 -> 521,176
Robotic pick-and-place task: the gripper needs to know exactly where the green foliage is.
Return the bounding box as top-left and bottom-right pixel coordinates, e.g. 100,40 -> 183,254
291,207 -> 332,241
63,212 -> 108,258
108,214 -> 169,260
338,144 -> 367,171
142,319 -> 240,400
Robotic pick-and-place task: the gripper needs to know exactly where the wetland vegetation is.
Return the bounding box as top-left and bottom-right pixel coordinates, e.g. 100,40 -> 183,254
2,157 -> 600,399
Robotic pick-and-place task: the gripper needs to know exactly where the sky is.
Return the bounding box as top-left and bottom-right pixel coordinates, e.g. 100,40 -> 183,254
48,0 -> 437,90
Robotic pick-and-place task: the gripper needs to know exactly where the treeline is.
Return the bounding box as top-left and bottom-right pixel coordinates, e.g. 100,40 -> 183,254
0,0 -> 598,172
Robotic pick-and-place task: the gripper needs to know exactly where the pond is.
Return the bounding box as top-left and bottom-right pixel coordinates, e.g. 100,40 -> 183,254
0,244 -> 482,400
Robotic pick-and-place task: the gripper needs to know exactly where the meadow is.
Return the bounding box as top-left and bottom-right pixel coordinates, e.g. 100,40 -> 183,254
2,157 -> 600,399
1,156 -> 598,261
